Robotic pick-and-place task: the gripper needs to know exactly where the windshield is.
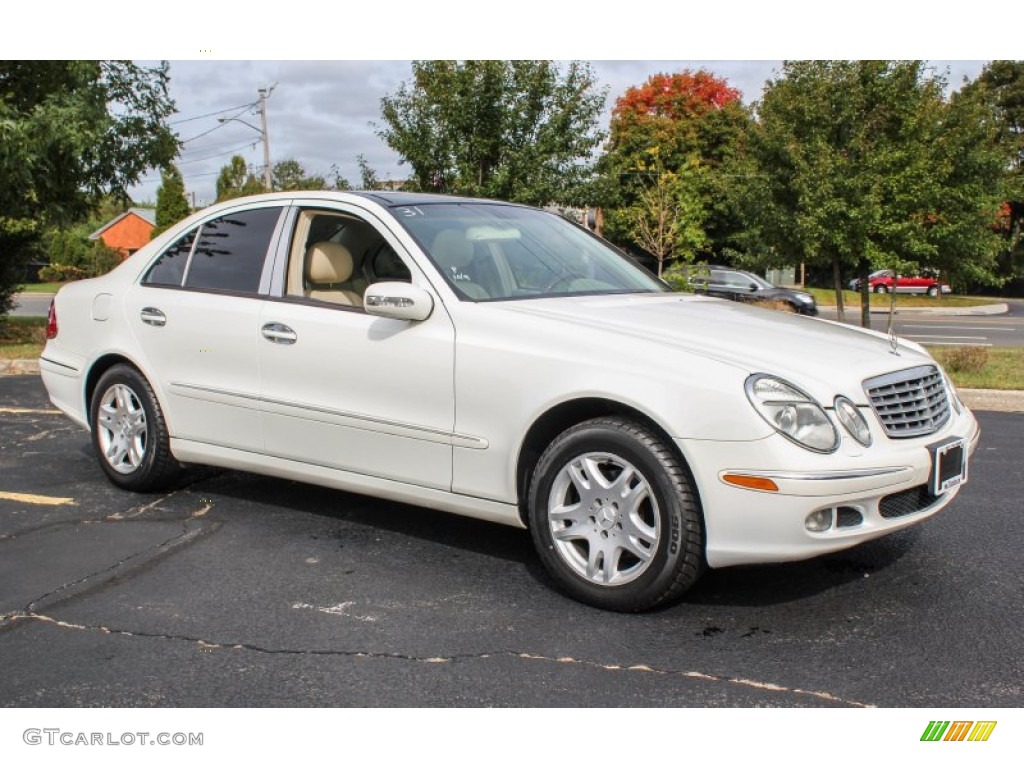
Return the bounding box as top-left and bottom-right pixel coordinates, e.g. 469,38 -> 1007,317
744,272 -> 775,290
392,203 -> 667,300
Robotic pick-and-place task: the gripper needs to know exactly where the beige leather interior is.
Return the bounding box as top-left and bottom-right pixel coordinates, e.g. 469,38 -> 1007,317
305,241 -> 362,306
431,229 -> 489,299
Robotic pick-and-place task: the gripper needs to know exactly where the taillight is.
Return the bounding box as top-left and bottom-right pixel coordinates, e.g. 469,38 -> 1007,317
46,300 -> 58,339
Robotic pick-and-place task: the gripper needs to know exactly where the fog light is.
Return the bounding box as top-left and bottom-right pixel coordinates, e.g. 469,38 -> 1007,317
805,508 -> 833,532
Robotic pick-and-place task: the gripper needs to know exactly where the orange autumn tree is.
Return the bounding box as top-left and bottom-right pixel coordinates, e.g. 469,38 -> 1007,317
595,70 -> 752,271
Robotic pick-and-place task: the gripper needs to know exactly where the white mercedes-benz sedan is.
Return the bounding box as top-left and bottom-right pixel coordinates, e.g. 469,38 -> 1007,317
40,191 -> 980,611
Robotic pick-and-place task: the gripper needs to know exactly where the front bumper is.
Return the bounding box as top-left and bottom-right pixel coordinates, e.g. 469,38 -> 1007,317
678,406 -> 980,568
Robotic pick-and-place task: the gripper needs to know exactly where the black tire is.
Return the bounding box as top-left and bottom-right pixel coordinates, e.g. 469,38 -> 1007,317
89,364 -> 182,492
874,285 -> 888,294
927,286 -> 938,297
527,417 -> 704,612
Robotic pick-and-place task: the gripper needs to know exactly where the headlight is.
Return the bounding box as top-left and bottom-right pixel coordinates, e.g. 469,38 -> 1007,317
745,375 -> 839,453
795,293 -> 814,304
834,396 -> 872,447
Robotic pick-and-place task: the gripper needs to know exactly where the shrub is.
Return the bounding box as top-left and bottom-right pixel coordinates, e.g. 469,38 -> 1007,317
38,264 -> 89,282
942,346 -> 989,374
87,242 -> 122,277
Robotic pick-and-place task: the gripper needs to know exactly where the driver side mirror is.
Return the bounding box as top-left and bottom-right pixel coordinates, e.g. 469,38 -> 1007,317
364,282 -> 434,322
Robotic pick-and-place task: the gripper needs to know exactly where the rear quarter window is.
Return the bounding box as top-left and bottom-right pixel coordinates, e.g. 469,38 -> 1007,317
143,228 -> 197,287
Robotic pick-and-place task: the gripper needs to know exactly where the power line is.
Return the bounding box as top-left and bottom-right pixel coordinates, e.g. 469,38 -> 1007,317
178,104 -> 254,144
169,102 -> 256,126
177,141 -> 259,166
180,136 -> 264,156
134,168 -> 224,185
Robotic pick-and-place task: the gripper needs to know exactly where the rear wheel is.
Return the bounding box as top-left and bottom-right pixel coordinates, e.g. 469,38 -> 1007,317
874,285 -> 888,294
927,285 -> 939,297
528,417 -> 704,612
90,364 -> 181,492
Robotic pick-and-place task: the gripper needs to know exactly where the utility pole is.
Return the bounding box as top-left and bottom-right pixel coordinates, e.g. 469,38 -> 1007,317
257,84 -> 276,191
222,84 -> 276,192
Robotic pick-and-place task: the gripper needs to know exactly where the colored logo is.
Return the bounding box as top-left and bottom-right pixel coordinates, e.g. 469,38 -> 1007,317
921,721 -> 997,742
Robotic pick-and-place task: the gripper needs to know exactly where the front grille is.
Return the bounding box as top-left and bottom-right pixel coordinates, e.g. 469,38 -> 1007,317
879,485 -> 937,519
864,365 -> 950,438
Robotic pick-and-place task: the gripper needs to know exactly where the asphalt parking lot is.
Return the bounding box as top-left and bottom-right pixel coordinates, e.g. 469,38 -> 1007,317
1,375 -> 1021,707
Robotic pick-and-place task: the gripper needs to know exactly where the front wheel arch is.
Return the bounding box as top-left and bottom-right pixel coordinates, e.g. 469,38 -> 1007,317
514,397 -> 704,531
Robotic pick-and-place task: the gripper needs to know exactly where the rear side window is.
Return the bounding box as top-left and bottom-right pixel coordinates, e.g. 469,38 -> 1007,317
143,228 -> 197,286
184,207 -> 281,293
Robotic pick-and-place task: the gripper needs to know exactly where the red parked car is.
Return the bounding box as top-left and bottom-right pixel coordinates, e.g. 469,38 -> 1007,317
849,269 -> 951,296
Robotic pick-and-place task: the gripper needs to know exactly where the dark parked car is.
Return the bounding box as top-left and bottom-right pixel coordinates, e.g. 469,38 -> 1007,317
689,266 -> 818,316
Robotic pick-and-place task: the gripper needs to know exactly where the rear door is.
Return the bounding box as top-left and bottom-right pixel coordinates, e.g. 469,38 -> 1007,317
125,202 -> 287,451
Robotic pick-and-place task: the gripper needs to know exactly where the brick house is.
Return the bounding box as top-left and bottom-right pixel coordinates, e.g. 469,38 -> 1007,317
89,208 -> 157,260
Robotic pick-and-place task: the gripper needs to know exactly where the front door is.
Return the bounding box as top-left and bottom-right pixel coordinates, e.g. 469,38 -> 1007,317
258,206 -> 456,490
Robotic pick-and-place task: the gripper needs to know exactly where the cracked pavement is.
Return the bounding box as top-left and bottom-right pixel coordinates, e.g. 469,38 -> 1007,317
1,375 -> 1021,707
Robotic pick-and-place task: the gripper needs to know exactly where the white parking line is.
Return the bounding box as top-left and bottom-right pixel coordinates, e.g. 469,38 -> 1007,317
915,342 -> 993,347
0,491 -> 75,506
902,325 -> 1016,331
904,334 -> 988,340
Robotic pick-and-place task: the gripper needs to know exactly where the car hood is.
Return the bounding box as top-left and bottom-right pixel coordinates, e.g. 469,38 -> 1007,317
495,293 -> 935,400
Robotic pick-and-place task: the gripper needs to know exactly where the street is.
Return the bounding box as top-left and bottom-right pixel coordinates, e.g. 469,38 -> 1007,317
818,299 -> 1024,347
7,294 -> 52,319
1,374 -> 1021,707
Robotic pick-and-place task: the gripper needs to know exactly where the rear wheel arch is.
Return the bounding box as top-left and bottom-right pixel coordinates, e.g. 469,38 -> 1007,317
85,355 -> 171,434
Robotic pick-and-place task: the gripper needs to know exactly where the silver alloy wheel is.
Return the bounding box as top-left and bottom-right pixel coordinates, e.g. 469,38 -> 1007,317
95,383 -> 148,474
547,452 -> 661,586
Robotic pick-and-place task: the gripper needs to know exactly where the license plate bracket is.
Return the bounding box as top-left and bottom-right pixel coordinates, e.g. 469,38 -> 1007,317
929,437 -> 968,496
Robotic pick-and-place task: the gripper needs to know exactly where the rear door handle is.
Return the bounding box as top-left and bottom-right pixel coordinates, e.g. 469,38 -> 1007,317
140,307 -> 166,326
261,322 -> 297,345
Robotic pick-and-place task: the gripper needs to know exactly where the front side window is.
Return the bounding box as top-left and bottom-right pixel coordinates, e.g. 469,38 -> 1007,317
143,228 -> 197,286
393,203 -> 667,301
284,209 -> 411,308
184,207 -> 281,293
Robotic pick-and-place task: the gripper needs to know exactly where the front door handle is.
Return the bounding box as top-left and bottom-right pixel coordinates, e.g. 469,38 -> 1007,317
140,307 -> 166,326
261,322 -> 297,345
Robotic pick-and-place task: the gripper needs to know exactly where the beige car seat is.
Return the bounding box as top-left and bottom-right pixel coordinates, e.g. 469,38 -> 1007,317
305,242 -> 362,306
430,230 -> 489,299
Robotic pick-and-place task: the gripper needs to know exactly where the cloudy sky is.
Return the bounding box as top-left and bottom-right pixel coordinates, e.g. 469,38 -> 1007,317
135,59 -> 987,206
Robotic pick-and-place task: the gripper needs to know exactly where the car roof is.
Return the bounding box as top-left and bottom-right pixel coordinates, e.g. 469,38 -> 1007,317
348,190 -> 523,208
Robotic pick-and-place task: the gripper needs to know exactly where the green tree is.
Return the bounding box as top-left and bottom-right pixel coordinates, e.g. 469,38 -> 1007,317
378,60 -> 606,205
751,60 -> 1005,325
962,60 -> 1024,281
215,155 -> 264,202
0,60 -> 177,317
596,70 -> 752,262
154,163 -> 190,235
620,148 -> 708,277
356,154 -> 381,190
272,158 -> 327,191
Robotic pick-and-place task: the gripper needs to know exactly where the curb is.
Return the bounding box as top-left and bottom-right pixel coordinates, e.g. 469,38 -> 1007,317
958,388 -> 1024,414
0,359 -> 40,375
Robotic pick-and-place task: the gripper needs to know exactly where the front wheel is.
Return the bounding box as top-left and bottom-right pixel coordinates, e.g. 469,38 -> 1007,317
90,364 -> 182,492
874,285 -> 888,294
527,417 -> 704,611
927,285 -> 939,297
